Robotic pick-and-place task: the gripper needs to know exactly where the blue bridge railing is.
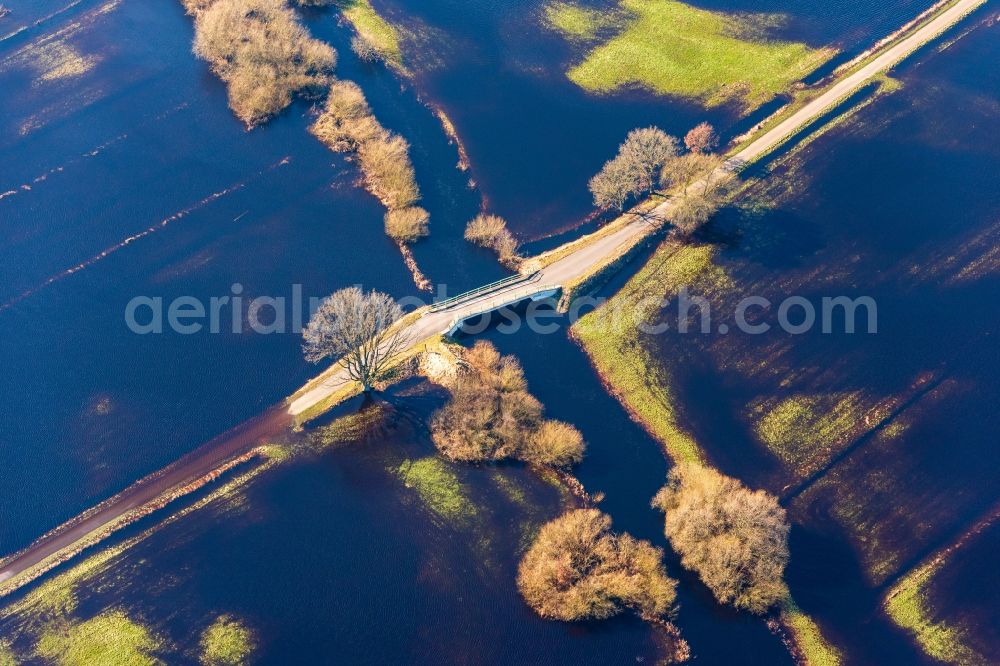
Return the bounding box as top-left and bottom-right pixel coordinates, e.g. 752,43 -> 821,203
429,271 -> 541,313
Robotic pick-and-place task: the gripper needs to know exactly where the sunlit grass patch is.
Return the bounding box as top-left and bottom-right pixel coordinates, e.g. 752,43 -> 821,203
35,611 -> 163,666
885,564 -> 981,665
572,242 -> 731,464
200,615 -> 255,666
303,405 -> 387,452
335,0 -> 404,70
551,0 -> 835,111
488,470 -> 530,509
35,41 -> 97,82
750,391 -> 866,477
789,421 -> 912,581
395,457 -> 478,524
543,1 -> 626,41
0,537 -> 130,624
779,597 -> 842,666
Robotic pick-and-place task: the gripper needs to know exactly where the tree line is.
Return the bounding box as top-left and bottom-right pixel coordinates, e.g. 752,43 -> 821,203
589,122 -> 733,237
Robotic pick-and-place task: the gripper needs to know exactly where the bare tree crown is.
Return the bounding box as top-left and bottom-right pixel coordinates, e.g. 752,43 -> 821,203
302,287 -> 406,391
684,122 -> 719,154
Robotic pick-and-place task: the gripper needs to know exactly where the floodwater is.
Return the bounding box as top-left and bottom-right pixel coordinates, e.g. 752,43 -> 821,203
1,0 -> 995,663
0,0 -> 498,554
638,9 -> 1000,663
376,0 -> 940,237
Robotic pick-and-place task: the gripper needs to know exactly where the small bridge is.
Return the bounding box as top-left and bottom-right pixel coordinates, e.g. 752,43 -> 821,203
430,271 -> 562,336
429,271 -> 542,312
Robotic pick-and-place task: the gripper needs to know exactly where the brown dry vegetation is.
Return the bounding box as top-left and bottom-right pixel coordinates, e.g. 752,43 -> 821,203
430,341 -> 585,468
311,80 -> 423,223
189,0 -> 336,127
384,206 -> 429,243
652,463 -> 789,614
517,509 -> 677,621
464,214 -> 519,265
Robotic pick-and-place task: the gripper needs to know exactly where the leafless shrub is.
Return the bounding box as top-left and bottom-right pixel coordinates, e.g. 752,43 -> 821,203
464,214 -> 519,265
192,0 -> 336,126
517,509 -> 677,621
351,35 -> 380,62
684,121 -> 720,154
310,80 -> 382,149
430,342 -> 585,467
357,134 -> 420,210
311,80 -> 423,216
181,0 -> 219,13
652,463 -> 789,614
669,193 -> 718,236
384,206 -> 429,243
521,420 -> 585,468
659,152 -> 723,195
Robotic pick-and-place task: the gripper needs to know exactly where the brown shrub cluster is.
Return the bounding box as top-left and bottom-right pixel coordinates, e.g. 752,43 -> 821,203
311,80 -> 425,239
190,0 -> 336,127
384,206 -> 429,243
430,342 -> 584,468
517,509 -> 677,621
464,214 -> 519,265
652,463 -> 789,614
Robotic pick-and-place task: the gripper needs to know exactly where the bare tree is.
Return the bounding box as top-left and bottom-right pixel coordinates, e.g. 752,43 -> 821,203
660,153 -> 723,195
589,154 -> 641,211
668,165 -> 733,237
669,193 -> 718,237
620,126 -> 680,193
302,287 -> 407,392
652,463 -> 789,614
684,121 -> 719,154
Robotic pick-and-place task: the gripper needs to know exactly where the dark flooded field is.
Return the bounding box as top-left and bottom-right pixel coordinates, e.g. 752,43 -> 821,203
633,10 -> 999,663
1,0 -> 996,663
0,362 -> 798,664
922,520 -> 1000,661
376,0 -> 938,237
0,0 -> 501,555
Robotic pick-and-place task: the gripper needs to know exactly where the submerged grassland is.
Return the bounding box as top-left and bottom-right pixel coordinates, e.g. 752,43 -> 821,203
885,564 -> 981,665
0,374 -> 567,663
543,1 -> 628,41
396,456 -> 480,526
884,511 -> 1000,665
545,0 -> 835,111
0,451 -> 274,664
570,237 -> 841,664
333,0 -> 405,70
571,240 -> 728,464
200,615 -> 255,666
36,611 -> 162,666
